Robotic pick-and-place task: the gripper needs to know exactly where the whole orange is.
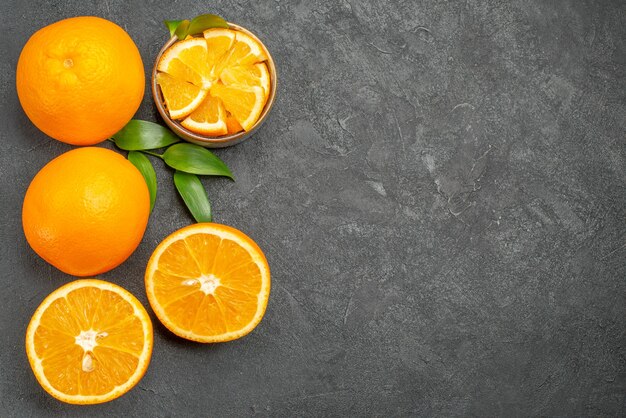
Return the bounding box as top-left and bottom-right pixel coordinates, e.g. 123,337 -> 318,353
16,16 -> 145,145
22,147 -> 150,276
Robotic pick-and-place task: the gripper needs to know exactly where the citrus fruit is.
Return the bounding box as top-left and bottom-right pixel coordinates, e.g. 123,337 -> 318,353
156,72 -> 209,119
22,147 -> 150,276
203,28 -> 236,76
211,30 -> 268,76
16,16 -> 144,145
157,38 -> 212,88
225,113 -> 244,134
210,84 -> 267,131
180,95 -> 228,136
26,279 -> 153,404
220,62 -> 270,95
145,223 -> 271,343
155,27 -> 271,136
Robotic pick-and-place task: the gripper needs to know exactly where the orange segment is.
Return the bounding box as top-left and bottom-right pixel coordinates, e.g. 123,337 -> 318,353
210,83 -> 266,131
212,31 -> 268,77
157,58 -> 204,87
156,72 -> 208,119
220,62 -> 270,96
203,28 -> 236,76
157,38 -> 212,88
181,95 -> 228,136
225,113 -> 244,134
25,279 -> 153,404
145,223 -> 271,343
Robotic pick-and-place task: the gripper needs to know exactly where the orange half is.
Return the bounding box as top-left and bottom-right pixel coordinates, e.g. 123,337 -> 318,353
145,223 -> 271,343
25,279 -> 153,404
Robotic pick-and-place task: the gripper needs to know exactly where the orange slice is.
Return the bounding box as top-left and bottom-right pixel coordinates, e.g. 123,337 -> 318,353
145,223 -> 271,343
225,112 -> 244,134
220,62 -> 270,96
25,279 -> 153,404
157,38 -> 212,88
210,83 -> 266,131
181,95 -> 228,136
156,72 -> 208,120
203,28 -> 236,76
212,31 -> 268,77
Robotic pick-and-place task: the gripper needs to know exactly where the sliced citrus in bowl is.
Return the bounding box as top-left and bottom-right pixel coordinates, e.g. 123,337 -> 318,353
155,25 -> 273,138
210,83 -> 267,131
156,72 -> 208,119
181,95 -> 228,136
25,279 -> 153,404
145,223 -> 270,343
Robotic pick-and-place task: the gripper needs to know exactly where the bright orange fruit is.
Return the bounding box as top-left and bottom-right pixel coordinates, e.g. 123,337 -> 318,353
25,279 -> 153,404
22,147 -> 150,276
145,223 -> 271,343
16,16 -> 145,145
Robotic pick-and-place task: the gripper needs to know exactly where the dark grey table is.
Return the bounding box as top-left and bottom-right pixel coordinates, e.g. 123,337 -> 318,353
1,1 -> 625,416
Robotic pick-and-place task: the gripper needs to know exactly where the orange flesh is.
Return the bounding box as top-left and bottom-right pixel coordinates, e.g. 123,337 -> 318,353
152,233 -> 262,335
33,287 -> 145,396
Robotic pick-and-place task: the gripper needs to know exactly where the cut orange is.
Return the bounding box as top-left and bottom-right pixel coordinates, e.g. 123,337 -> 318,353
203,28 -> 236,76
145,223 -> 270,343
25,279 -> 153,404
156,72 -> 208,119
157,27 -> 271,136
225,113 -> 244,134
181,95 -> 228,136
212,31 -> 268,76
220,62 -> 270,96
210,83 -> 266,131
157,38 -> 212,88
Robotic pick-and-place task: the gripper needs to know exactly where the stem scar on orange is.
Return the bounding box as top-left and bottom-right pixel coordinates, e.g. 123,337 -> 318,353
145,223 -> 271,343
16,16 -> 145,145
25,279 -> 153,404
22,147 -> 150,277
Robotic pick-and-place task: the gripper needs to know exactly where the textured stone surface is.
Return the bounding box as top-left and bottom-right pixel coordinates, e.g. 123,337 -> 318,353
1,0 -> 625,416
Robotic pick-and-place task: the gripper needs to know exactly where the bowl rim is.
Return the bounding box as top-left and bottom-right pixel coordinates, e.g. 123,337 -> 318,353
151,22 -> 277,148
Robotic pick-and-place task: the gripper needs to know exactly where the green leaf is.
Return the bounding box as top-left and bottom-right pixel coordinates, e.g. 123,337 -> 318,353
162,143 -> 234,179
174,19 -> 191,40
127,151 -> 157,212
164,20 -> 184,37
186,14 -> 229,36
174,171 -> 212,223
112,120 -> 180,151
171,14 -> 228,39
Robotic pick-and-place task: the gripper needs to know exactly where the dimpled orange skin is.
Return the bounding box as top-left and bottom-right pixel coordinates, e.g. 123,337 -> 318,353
16,16 -> 145,145
22,148 -> 150,276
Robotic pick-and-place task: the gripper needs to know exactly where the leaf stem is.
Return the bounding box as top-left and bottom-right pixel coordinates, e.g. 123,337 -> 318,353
141,150 -> 164,159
